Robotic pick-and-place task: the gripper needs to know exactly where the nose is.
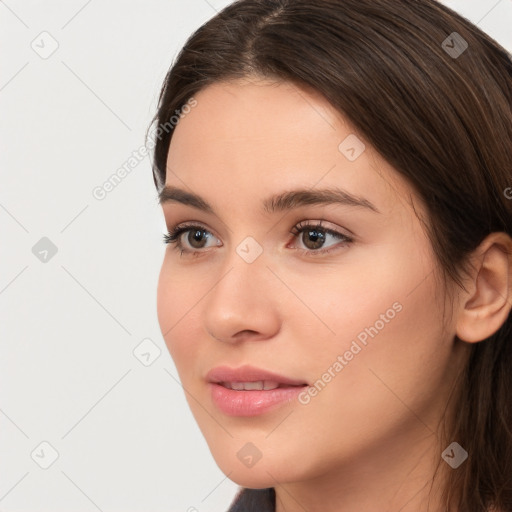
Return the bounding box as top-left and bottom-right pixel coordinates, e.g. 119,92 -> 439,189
203,247 -> 281,344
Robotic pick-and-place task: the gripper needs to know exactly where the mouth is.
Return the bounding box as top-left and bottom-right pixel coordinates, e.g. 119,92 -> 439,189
217,380 -> 307,391
217,381 -> 307,391
206,364 -> 309,388
205,365 -> 309,416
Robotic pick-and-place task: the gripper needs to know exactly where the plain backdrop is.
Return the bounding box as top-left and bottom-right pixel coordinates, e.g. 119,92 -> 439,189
1,1 -> 511,511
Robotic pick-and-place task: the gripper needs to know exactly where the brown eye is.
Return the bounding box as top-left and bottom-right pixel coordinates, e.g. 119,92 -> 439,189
187,229 -> 210,249
302,228 -> 326,250
163,223 -> 221,255
290,221 -> 354,256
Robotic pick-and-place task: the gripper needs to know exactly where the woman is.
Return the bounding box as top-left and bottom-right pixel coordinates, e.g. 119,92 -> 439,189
150,1 -> 512,510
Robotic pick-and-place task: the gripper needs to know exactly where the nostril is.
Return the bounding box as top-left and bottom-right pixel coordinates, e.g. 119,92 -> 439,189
207,329 -> 261,342
233,330 -> 259,339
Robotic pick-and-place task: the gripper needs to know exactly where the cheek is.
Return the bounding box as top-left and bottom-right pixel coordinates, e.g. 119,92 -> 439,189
282,246 -> 431,355
156,258 -> 205,369
298,265 -> 448,437
290,243 -> 447,406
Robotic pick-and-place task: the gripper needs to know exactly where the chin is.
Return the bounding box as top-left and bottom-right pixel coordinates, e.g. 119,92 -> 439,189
222,467 -> 277,489
210,448 -> 299,488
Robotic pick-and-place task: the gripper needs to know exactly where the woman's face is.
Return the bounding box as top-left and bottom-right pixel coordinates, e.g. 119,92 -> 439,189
157,78 -> 464,489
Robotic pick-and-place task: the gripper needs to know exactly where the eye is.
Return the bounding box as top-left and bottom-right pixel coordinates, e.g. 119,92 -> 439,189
163,219 -> 354,257
163,223 -> 221,256
289,220 -> 353,256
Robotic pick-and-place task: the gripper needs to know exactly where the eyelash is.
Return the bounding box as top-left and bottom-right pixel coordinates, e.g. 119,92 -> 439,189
162,221 -> 353,258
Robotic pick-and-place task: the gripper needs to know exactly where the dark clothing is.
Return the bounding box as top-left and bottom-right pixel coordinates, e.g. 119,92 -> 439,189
227,487 -> 276,512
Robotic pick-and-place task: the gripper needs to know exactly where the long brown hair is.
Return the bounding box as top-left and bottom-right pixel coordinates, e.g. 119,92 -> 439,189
149,1 -> 512,510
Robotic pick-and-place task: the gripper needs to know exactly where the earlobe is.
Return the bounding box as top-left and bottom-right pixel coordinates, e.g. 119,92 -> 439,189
456,232 -> 512,344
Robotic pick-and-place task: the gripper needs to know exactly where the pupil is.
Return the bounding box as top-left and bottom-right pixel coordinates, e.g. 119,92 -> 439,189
189,229 -> 206,248
305,229 -> 325,249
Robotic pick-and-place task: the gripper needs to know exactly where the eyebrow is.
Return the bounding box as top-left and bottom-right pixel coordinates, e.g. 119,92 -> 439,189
158,185 -> 380,214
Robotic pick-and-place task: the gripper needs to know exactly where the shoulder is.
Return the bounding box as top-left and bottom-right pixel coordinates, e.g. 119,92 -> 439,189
226,487 -> 275,512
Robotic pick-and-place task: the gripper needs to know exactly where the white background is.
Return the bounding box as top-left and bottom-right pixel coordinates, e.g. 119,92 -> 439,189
1,1 -> 511,511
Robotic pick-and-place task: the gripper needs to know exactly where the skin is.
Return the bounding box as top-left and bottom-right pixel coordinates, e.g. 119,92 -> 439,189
156,77 -> 512,512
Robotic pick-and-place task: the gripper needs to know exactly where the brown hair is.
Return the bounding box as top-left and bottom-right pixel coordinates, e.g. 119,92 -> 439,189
149,1 -> 512,510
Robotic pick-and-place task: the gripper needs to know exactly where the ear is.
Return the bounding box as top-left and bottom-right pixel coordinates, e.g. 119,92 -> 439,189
456,232 -> 512,343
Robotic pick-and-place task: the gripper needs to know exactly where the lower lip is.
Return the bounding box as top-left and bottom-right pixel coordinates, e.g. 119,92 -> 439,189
209,383 -> 307,416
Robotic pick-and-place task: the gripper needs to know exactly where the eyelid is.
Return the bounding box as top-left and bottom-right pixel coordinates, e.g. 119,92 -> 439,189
166,222 -> 222,248
289,219 -> 353,237
287,220 -> 353,254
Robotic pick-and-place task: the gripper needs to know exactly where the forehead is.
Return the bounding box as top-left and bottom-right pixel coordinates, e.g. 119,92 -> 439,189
165,78 -> 420,219
170,78 -> 349,163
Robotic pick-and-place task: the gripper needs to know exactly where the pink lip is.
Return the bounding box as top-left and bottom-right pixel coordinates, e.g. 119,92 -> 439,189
205,364 -> 308,386
206,365 -> 308,417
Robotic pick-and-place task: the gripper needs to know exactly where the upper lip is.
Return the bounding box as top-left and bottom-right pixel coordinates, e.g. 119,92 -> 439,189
206,365 -> 308,386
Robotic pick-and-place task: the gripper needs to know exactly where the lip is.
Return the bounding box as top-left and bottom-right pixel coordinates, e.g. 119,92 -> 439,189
206,365 -> 308,417
205,364 -> 308,387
